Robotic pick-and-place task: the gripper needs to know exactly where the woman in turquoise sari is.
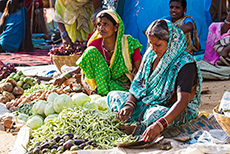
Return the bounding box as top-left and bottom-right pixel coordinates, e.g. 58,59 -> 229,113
107,19 -> 202,142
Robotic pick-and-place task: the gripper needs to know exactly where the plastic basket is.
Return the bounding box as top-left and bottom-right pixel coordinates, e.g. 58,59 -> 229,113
50,54 -> 81,73
213,105 -> 230,136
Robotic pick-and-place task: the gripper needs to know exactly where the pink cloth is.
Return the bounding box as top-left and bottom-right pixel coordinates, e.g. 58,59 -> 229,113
203,22 -> 230,65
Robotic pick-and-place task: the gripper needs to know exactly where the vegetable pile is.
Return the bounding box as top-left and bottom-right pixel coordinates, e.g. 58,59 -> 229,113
29,107 -> 125,151
0,62 -> 17,80
48,41 -> 87,56
0,78 -> 24,104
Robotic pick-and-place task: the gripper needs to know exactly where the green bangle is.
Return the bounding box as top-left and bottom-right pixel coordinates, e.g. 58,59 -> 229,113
64,73 -> 71,79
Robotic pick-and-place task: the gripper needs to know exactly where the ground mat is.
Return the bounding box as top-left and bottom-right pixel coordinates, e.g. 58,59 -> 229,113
0,50 -> 52,66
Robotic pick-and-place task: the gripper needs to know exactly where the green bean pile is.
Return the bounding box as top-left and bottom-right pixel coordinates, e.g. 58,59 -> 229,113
114,135 -> 140,143
23,83 -> 57,96
30,107 -> 125,149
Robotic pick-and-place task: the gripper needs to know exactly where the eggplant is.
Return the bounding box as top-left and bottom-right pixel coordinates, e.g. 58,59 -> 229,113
60,133 -> 74,139
86,140 -> 93,145
42,148 -> 50,153
63,141 -> 74,150
53,135 -> 61,143
50,145 -> 58,149
78,143 -> 86,149
73,139 -> 84,145
32,147 -> 41,154
70,145 -> 79,151
40,142 -> 53,150
91,142 -> 97,147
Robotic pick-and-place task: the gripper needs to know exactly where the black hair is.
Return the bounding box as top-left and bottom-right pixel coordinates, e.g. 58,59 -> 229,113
146,19 -> 169,42
169,0 -> 187,10
97,12 -> 117,26
91,8 -> 106,22
1,0 -> 24,26
0,0 -> 7,12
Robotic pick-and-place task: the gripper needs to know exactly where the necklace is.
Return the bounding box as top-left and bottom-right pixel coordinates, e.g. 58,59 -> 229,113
102,42 -> 114,53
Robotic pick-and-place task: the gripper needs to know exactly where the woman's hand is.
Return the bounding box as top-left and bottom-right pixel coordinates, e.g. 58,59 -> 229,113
53,76 -> 66,87
62,36 -> 75,48
116,105 -> 134,122
142,122 -> 161,143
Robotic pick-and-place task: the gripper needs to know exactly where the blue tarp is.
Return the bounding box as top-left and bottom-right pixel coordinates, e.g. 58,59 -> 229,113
121,0 -> 212,54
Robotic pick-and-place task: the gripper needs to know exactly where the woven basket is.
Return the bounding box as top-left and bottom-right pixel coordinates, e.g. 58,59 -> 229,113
213,105 -> 230,136
51,54 -> 81,73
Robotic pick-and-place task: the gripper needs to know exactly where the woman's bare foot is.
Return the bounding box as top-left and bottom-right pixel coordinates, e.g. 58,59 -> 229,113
120,125 -> 140,135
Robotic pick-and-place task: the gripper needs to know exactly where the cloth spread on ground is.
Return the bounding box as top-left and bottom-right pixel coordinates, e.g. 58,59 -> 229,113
0,50 -> 51,66
162,115 -> 221,138
198,60 -> 230,80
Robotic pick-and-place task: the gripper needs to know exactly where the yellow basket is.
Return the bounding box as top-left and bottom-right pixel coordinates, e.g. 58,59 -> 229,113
51,54 -> 81,73
213,105 -> 230,136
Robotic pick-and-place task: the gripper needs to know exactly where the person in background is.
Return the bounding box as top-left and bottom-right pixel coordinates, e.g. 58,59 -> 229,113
87,7 -> 106,40
162,0 -> 200,55
25,0 -> 49,39
54,0 -> 102,48
107,19 -> 202,142
203,11 -> 230,66
0,0 -> 34,53
54,10 -> 143,96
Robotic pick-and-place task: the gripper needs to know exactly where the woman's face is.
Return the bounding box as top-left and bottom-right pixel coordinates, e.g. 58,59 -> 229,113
169,1 -> 186,22
148,35 -> 168,58
97,17 -> 118,39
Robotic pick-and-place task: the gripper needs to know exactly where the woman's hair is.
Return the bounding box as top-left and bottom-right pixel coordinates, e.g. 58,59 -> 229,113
146,19 -> 169,42
91,8 -> 106,23
169,0 -> 187,10
0,0 -> 7,13
97,12 -> 117,26
0,0 -> 23,26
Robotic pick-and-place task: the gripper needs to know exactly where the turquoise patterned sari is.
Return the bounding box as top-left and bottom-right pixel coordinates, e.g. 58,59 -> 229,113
107,20 -> 202,134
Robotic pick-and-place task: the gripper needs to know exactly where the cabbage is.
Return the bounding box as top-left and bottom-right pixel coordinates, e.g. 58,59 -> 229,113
17,113 -> 29,122
83,101 -> 98,110
53,94 -> 73,113
31,100 -> 48,117
95,96 -> 108,111
44,102 -> 56,116
72,93 -> 91,107
26,115 -> 44,129
47,92 -> 59,103
89,94 -> 101,102
44,114 -> 58,123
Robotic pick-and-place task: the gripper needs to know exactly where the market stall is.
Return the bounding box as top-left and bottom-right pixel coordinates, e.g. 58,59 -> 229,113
1,62 -> 230,154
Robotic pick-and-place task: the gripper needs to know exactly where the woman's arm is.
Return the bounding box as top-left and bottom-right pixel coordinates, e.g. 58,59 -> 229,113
142,92 -> 191,142
221,13 -> 230,35
56,22 -> 74,48
131,48 -> 142,70
179,22 -> 193,33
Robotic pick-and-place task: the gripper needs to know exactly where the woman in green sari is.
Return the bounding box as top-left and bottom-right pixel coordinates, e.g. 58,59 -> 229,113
54,10 -> 142,96
107,19 -> 202,142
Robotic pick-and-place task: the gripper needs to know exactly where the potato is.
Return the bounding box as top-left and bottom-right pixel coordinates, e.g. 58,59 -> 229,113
6,78 -> 17,87
0,82 -> 13,92
0,95 -> 10,104
2,91 -> 15,101
12,86 -> 24,95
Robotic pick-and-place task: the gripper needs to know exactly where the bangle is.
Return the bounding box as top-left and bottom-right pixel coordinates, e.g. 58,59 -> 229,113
225,19 -> 230,25
127,100 -> 136,107
157,117 -> 169,130
156,121 -> 164,132
124,102 -> 135,109
64,73 -> 72,79
61,31 -> 68,38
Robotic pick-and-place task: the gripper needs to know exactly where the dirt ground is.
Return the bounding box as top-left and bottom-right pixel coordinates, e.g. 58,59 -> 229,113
0,80 -> 229,154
